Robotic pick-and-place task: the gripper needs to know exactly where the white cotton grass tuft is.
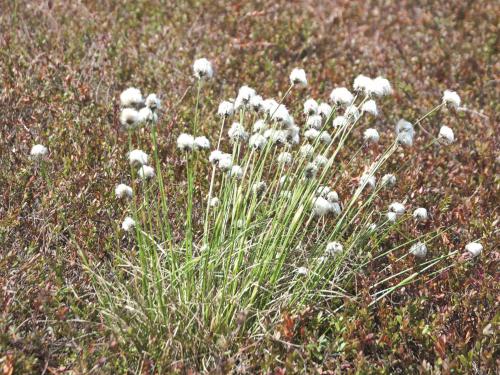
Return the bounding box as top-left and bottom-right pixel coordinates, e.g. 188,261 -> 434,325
209,197 -> 220,207
442,90 -> 461,108
332,116 -> 347,128
194,136 -> 210,150
363,128 -> 380,144
209,150 -> 224,165
318,102 -> 332,119
177,133 -> 195,152
465,242 -> 483,257
353,74 -> 373,93
228,122 -> 249,143
229,165 -> 243,179
145,94 -> 161,110
315,185 -> 331,198
120,87 -> 143,108
389,202 -> 405,216
325,241 -> 343,256
138,165 -> 155,180
193,58 -> 213,80
218,101 -> 234,117
262,98 -> 279,115
138,107 -> 157,124
129,149 -> 148,166
249,95 -> 264,112
313,154 -> 328,168
438,125 -> 455,145
115,183 -> 133,199
326,191 -> 339,203
304,128 -> 320,141
252,181 -> 267,196
122,216 -> 136,232
271,105 -> 293,128
120,108 -> 141,129
312,196 -> 339,216
252,119 -> 267,133
369,77 -> 392,97
381,173 -> 397,188
410,242 -> 427,258
413,207 -> 428,222
396,119 -> 415,147
306,115 -> 323,130
217,155 -> 233,171
290,68 -> 307,86
304,163 -> 318,179
330,87 -> 354,106
234,85 -> 256,110
303,98 -> 318,116
30,144 -> 48,158
249,133 -> 267,150
386,211 -> 398,223
345,105 -> 360,120
277,151 -> 292,165
318,131 -> 332,144
361,100 -> 378,116
359,173 -> 376,190
296,267 -> 308,276
300,144 -> 314,158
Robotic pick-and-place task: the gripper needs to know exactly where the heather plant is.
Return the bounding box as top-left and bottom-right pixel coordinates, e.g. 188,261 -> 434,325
80,60 -> 482,370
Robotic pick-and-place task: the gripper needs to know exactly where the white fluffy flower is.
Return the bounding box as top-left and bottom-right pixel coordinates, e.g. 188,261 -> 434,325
145,94 -> 161,110
209,150 -> 224,165
262,98 -> 279,115
277,151 -> 292,165
353,74 -> 373,93
389,202 -> 405,216
122,216 -> 136,232
234,85 -> 256,109
193,58 -> 213,80
387,212 -> 397,223
120,87 -> 143,108
442,90 -> 461,108
115,183 -> 133,199
381,174 -> 396,188
332,116 -> 347,128
410,242 -> 427,258
313,154 -> 328,168
296,266 -> 308,276
218,101 -> 234,117
326,191 -> 339,203
313,196 -> 331,216
345,105 -> 360,120
30,144 -> 48,158
361,100 -> 378,116
129,149 -> 148,166
194,136 -> 210,150
290,68 -> 307,86
319,131 -> 332,144
300,144 -> 314,158
330,202 -> 342,216
138,165 -> 155,179
252,181 -> 267,196
249,133 -> 267,150
369,77 -> 392,96
438,125 -> 455,145
318,102 -> 332,119
360,173 -> 376,190
325,241 -> 343,256
209,197 -> 220,207
177,133 -> 195,152
306,115 -> 323,130
138,107 -> 157,124
253,119 -> 267,133
229,165 -> 243,179
271,105 -> 293,128
249,95 -> 264,112
413,207 -> 428,222
465,242 -> 483,257
218,155 -> 233,171
316,185 -> 331,197
396,119 -> 415,147
304,163 -> 318,179
228,122 -> 249,143
120,108 -> 141,129
363,128 -> 380,144
265,129 -> 288,145
304,128 -> 320,140
330,87 -> 354,106
304,98 -> 318,115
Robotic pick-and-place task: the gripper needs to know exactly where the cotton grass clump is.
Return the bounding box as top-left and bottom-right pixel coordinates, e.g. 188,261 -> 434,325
83,63 -> 475,370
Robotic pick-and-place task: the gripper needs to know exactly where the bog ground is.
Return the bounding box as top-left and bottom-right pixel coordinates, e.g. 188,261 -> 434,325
0,0 -> 498,373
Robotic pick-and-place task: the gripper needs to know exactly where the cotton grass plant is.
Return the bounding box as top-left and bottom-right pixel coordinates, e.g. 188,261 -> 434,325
81,61 -> 479,370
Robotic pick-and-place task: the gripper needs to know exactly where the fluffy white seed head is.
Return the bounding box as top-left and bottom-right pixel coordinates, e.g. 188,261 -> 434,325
249,133 -> 267,150
438,125 -> 455,145
252,181 -> 267,196
304,128 -> 320,140
129,149 -> 148,167
120,108 -> 141,129
296,267 -> 308,276
218,101 -> 234,117
369,77 -> 392,96
249,95 -> 264,112
319,131 -> 332,144
115,183 -> 133,199
138,107 -> 157,124
332,116 -> 347,128
313,154 -> 328,168
306,115 -> 323,130
325,241 -> 343,256
217,154 -> 233,171
177,133 -> 195,152
234,85 -> 256,109
442,90 -> 461,108
120,87 -> 143,108
277,151 -> 292,165
145,94 -> 161,110
315,185 -> 331,197
193,58 -> 213,80
360,173 -> 376,190
387,212 -> 397,223
252,119 -> 267,133
209,150 -> 224,165
290,68 -> 307,86
361,100 -> 378,116
271,105 -> 293,128
262,98 -> 279,115
330,87 -> 354,106
303,98 -> 318,116
122,216 -> 136,232
396,119 -> 415,147
194,136 -> 210,150
410,242 -> 427,258
228,122 -> 249,143
363,128 -> 380,144
389,202 -> 405,216
300,144 -> 314,158
229,165 -> 243,179
318,102 -> 332,119
30,144 -> 48,158
313,196 -> 331,216
353,74 -> 373,93
465,242 -> 483,257
381,174 -> 397,188
304,163 -> 318,179
209,197 -> 220,207
345,105 -> 360,121
326,191 -> 339,203
138,165 -> 155,179
413,207 -> 428,222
